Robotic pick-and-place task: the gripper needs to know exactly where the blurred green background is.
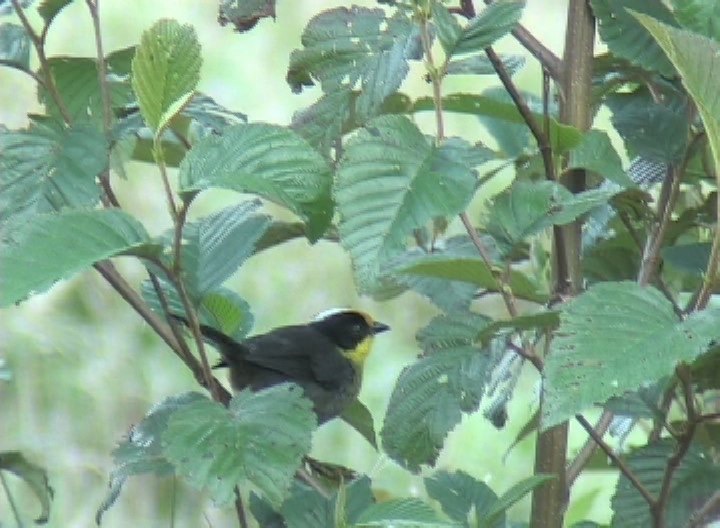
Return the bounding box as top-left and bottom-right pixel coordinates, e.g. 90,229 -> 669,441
0,1 -> 617,526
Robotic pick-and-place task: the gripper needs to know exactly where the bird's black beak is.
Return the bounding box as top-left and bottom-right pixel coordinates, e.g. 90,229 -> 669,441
372,321 -> 390,334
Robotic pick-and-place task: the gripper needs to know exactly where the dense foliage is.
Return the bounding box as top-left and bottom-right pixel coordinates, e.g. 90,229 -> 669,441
2,0 -> 720,526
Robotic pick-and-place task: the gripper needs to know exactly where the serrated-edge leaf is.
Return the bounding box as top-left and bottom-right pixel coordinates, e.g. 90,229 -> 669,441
336,115 -> 475,290
482,474 -> 555,523
424,470 -> 499,525
131,19 -> 201,132
37,0 -> 73,25
162,385 -> 316,506
179,123 -> 332,241
340,399 -> 377,449
453,1 -> 524,56
542,282 -> 720,428
0,209 -> 150,306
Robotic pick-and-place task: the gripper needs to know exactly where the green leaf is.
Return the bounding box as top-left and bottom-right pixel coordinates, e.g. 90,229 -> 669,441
340,399 -> 377,449
633,12 -> 720,179
482,474 -> 555,525
162,385 -> 316,506
37,0 -> 74,25
96,392 -> 200,524
591,0 -> 678,76
478,311 -> 560,344
353,498 -> 456,526
542,282 -> 720,428
412,93 -> 582,152
430,2 -> 463,55
0,451 -> 52,524
605,89 -> 688,163
446,54 -> 525,76
0,121 -> 107,222
179,123 -> 333,241
131,19 -> 201,133
0,23 -> 30,70
669,0 -> 720,41
662,242 -> 711,276
181,200 -> 271,298
42,54 -> 135,123
568,129 -> 634,187
335,115 -> 476,290
451,1 -> 524,56
611,440 -> 720,527
274,478 -> 374,528
425,470 -> 500,526
141,281 -> 254,341
381,313 -> 492,471
218,0 -> 275,33
287,7 -> 421,121
291,90 -> 353,152
485,181 -> 618,254
399,256 -> 548,304
0,209 -> 151,306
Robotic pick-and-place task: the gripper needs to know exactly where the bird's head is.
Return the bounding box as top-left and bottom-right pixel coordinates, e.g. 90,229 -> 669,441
311,309 -> 390,368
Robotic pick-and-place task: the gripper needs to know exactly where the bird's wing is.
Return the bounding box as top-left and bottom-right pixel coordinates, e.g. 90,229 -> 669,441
241,327 -> 352,389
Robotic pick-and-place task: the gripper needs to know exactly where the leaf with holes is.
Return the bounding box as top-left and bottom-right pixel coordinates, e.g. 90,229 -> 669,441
542,282 -> 720,428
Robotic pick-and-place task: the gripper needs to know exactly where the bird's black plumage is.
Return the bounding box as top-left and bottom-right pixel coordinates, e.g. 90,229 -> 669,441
173,310 -> 389,422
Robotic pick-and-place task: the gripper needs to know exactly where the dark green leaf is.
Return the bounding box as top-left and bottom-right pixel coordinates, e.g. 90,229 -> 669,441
543,282 -> 720,428
413,93 -> 582,153
0,451 -> 52,524
0,23 -> 30,70
381,312 -> 492,470
591,0 -> 678,76
218,0 -> 275,32
486,181 -> 617,254
336,115 -> 476,290
162,385 -> 316,505
291,89 -> 353,152
182,200 -> 271,297
611,440 -> 720,527
179,123 -> 333,241
478,311 -> 560,344
605,89 -> 688,164
452,1 -> 524,56
662,242 -> 711,276
0,121 -> 107,222
340,399 -> 377,449
569,129 -> 634,187
96,392 -> 202,524
131,19 -> 201,133
0,209 -> 151,306
287,7 -> 421,122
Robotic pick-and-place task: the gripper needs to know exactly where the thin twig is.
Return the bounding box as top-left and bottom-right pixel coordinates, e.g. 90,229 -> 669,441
650,380 -> 679,443
575,414 -> 656,506
566,411 -> 614,485
0,60 -> 47,86
84,0 -> 120,207
0,470 -> 23,528
419,10 -> 444,140
11,0 -> 72,123
687,491 -> 720,528
234,487 -> 250,528
655,366 -> 698,527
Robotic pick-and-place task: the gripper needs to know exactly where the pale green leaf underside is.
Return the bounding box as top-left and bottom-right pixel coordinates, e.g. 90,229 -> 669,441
0,209 -> 150,306
542,282 -> 720,428
131,19 -> 201,132
569,129 -> 634,187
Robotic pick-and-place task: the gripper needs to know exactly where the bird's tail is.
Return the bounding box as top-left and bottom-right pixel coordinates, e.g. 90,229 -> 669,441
170,315 -> 241,368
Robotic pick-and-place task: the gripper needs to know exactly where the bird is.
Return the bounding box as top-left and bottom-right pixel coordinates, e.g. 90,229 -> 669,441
173,309 -> 390,423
